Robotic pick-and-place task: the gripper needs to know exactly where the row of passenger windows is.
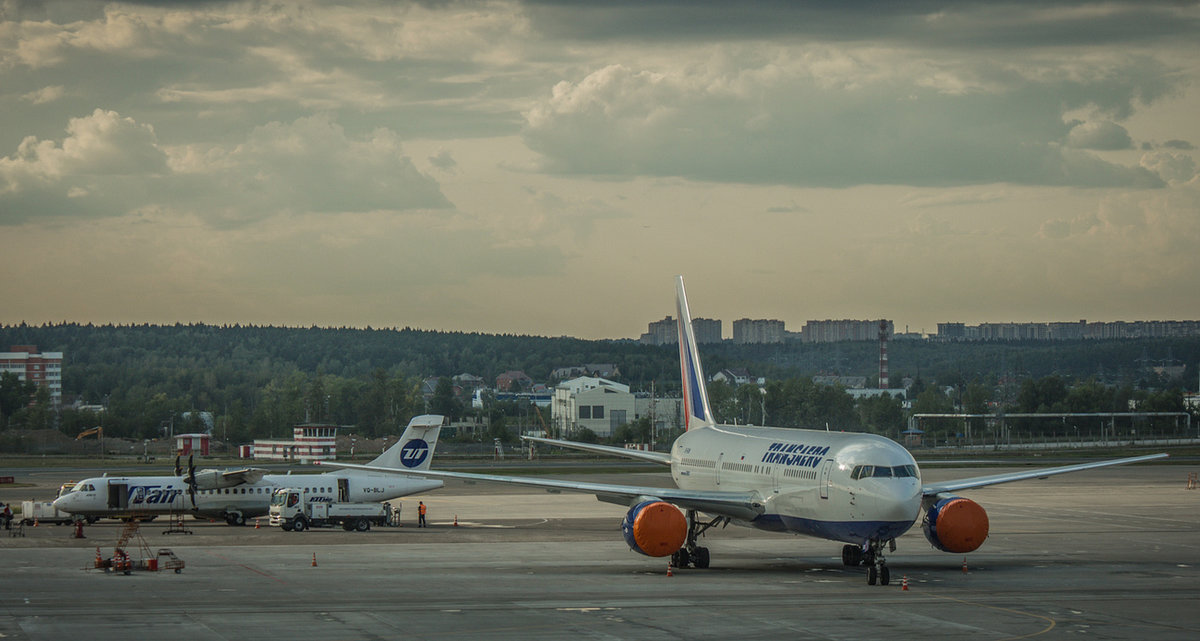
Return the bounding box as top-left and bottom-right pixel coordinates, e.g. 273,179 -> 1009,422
783,468 -> 817,480
849,464 -> 918,480
680,457 -> 716,469
197,487 -> 333,496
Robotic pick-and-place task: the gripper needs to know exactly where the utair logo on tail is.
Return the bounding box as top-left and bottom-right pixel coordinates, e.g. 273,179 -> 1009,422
400,439 -> 430,468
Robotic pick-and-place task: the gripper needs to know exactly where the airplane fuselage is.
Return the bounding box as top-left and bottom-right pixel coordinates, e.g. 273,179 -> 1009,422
670,426 -> 922,545
53,470 -> 443,523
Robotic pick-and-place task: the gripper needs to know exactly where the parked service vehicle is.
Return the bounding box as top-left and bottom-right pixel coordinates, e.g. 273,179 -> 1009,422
20,499 -> 78,525
268,488 -> 394,532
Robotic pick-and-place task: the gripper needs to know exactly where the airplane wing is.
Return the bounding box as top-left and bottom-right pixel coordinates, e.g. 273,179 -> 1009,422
921,453 -> 1167,496
521,436 -> 672,466
318,461 -> 764,521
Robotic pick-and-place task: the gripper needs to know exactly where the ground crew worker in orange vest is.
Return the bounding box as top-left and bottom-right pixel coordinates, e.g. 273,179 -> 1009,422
417,501 -> 427,528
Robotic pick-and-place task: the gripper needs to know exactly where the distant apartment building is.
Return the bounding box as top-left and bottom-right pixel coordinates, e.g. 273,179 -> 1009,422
639,316 -> 721,345
733,319 -> 785,344
935,320 -> 1200,341
800,320 -> 890,344
0,345 -> 63,406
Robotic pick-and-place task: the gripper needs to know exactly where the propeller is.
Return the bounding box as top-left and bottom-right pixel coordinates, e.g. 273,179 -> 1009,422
185,454 -> 198,510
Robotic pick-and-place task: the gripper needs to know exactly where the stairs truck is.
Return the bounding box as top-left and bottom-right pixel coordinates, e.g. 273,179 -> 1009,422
268,488 -> 394,532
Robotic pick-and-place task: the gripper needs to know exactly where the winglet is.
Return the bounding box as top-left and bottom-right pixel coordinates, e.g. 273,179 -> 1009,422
676,276 -> 715,430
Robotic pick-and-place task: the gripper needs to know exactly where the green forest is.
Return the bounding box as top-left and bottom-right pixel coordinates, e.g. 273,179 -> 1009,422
1,323 -> 1197,450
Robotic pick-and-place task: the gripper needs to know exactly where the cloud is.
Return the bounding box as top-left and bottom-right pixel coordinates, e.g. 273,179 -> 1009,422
170,114 -> 449,224
0,109 -> 168,222
428,149 -> 458,172
1065,120 -> 1133,150
1140,150 -> 1197,185
1164,139 -> 1195,150
20,85 -> 65,104
523,58 -> 1167,188
525,1 -> 1200,48
1,110 -> 449,226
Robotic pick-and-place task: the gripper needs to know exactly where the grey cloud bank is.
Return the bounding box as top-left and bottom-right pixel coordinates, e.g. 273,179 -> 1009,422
1,0 -> 1198,337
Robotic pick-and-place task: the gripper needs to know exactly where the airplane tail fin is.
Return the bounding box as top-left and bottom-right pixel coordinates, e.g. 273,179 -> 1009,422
368,414 -> 444,470
676,276 -> 715,430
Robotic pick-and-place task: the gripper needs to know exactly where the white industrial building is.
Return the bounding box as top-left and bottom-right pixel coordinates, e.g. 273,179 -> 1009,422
552,377 -> 634,438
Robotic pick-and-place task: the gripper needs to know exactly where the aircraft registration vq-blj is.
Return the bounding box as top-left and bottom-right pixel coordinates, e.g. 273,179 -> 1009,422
324,277 -> 1167,585
53,415 -> 446,525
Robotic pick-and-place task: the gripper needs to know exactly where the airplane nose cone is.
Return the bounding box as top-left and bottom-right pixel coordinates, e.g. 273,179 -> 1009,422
875,481 -> 922,522
51,495 -> 70,511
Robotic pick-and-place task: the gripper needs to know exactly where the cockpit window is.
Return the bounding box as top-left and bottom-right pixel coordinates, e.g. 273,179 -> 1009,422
851,464 -> 918,480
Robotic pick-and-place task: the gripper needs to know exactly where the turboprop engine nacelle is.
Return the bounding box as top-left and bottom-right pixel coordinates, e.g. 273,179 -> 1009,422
191,469 -> 260,490
621,500 -> 687,557
922,494 -> 989,553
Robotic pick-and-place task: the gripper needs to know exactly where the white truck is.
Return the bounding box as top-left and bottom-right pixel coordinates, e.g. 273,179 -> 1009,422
268,488 -> 395,532
20,499 -> 78,525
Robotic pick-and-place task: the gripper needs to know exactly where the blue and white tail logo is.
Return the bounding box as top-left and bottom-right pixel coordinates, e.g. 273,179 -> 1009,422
400,439 -> 430,468
675,276 -> 715,430
367,414 -> 443,470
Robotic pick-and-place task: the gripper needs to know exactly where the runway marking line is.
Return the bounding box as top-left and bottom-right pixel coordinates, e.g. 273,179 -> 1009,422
926,592 -> 1056,640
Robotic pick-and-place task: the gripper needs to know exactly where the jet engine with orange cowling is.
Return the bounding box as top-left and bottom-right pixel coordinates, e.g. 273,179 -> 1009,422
622,500 -> 688,557
921,494 -> 990,553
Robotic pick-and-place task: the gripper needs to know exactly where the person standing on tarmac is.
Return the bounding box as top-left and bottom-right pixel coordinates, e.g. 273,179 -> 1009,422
417,501 -> 427,528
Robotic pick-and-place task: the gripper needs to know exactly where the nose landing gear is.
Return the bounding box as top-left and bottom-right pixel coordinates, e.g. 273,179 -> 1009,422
842,539 -> 893,586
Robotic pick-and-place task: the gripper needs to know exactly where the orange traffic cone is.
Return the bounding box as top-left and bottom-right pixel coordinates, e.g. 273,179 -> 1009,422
962,557 -> 968,573
254,518 -> 260,529
94,546 -> 103,568
901,575 -> 909,591
453,514 -> 458,527
33,517 -> 38,527
666,562 -> 674,577
311,552 -> 318,567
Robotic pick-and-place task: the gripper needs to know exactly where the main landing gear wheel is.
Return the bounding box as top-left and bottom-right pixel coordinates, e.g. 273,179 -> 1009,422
670,545 -> 711,569
675,509 -> 724,569
842,544 -> 864,567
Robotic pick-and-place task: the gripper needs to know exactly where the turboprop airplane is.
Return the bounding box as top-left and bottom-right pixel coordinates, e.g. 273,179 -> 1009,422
53,415 -> 446,526
323,278 -> 1167,585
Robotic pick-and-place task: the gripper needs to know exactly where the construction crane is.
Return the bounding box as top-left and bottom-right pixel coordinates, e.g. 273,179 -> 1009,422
76,426 -> 104,458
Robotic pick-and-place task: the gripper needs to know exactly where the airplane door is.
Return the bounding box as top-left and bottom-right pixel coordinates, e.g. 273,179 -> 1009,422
819,459 -> 835,500
337,478 -> 349,502
107,483 -> 128,509
715,453 -> 723,487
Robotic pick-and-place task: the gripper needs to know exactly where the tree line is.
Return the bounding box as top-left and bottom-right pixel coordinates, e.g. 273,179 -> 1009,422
1,323 -> 1196,449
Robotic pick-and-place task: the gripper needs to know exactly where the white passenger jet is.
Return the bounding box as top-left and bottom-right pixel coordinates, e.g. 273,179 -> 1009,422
324,278 -> 1166,585
53,415 -> 446,526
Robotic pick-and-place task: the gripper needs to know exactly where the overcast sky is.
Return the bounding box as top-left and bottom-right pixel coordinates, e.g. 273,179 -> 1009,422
2,0 -> 1198,339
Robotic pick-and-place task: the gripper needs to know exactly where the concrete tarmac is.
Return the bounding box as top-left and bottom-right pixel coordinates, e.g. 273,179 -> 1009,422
2,464 -> 1198,640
